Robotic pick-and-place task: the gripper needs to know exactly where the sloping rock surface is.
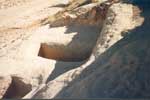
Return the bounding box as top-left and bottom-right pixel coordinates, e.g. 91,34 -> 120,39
32,0 -> 150,99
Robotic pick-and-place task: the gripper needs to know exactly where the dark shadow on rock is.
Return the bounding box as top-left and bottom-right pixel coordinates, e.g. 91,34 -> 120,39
3,76 -> 32,99
53,3 -> 150,98
63,24 -> 101,60
46,60 -> 86,82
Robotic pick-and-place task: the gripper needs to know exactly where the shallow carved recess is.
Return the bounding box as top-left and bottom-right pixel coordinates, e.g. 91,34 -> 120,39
3,76 -> 32,99
38,43 -> 89,62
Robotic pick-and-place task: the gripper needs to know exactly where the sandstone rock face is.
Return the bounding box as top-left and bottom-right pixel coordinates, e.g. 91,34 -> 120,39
0,76 -> 12,99
0,0 -> 149,99
31,2 -> 147,99
52,36 -> 150,98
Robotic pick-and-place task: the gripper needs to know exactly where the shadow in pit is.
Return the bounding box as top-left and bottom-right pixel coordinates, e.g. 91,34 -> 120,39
45,24 -> 101,83
46,60 -> 86,82
38,24 -> 101,62
3,76 -> 32,99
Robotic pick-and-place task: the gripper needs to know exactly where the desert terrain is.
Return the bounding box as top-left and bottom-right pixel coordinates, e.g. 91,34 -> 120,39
0,0 -> 150,99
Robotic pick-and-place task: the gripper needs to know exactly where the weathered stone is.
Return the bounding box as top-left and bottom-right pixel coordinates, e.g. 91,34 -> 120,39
31,2 -> 145,99
0,0 -> 149,99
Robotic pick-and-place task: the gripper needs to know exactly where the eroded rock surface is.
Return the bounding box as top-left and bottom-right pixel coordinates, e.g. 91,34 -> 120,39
31,2 -> 147,99
0,0 -> 149,99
